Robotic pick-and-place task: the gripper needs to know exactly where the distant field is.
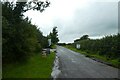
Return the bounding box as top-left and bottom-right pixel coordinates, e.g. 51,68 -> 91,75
64,45 -> 119,69
3,52 -> 55,78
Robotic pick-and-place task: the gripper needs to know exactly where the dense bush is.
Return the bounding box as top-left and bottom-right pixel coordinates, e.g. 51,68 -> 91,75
2,2 -> 49,64
74,34 -> 120,59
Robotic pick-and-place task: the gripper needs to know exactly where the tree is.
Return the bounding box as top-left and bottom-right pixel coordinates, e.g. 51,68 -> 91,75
48,27 -> 59,44
2,1 -> 50,64
80,35 -> 89,40
2,0 -> 50,23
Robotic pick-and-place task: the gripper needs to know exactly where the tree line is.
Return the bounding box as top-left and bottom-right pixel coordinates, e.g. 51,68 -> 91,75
2,1 -> 59,64
73,34 -> 120,60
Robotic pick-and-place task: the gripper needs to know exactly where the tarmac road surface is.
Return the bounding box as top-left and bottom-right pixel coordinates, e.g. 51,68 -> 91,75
56,46 -> 119,78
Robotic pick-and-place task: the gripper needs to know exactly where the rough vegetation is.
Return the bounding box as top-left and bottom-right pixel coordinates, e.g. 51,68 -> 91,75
2,1 -> 50,64
3,52 -> 55,78
73,34 -> 120,60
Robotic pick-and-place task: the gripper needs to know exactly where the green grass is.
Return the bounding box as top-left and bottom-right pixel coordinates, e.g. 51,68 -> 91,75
3,52 -> 55,78
64,45 -> 120,69
51,45 -> 56,49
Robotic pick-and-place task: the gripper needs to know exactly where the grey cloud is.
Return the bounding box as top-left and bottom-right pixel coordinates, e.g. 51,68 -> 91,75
57,2 -> 118,43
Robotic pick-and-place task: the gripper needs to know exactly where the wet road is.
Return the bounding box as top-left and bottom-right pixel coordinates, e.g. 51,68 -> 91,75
56,46 -> 119,78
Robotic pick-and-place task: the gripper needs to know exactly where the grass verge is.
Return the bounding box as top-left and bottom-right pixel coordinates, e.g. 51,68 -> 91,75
51,45 -> 56,49
3,52 -> 55,78
63,45 -> 120,69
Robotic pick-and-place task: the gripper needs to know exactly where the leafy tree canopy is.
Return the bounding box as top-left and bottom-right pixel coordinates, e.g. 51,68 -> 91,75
48,27 -> 59,45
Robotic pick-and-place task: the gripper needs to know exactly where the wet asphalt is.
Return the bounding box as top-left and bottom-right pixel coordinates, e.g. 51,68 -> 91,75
56,46 -> 119,78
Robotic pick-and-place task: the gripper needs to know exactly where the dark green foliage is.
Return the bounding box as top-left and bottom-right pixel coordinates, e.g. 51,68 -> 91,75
2,1 -> 49,64
80,35 -> 89,40
73,34 -> 120,60
74,35 -> 89,43
48,27 -> 59,45
24,0 -> 50,12
57,43 -> 66,46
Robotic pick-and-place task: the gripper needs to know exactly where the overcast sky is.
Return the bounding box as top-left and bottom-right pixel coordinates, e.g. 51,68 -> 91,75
23,0 -> 119,43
